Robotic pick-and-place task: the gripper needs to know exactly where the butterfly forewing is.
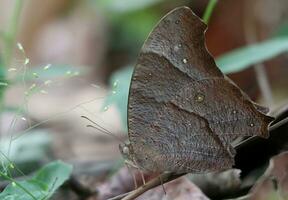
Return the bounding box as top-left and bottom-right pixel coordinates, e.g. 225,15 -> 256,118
142,7 -> 223,81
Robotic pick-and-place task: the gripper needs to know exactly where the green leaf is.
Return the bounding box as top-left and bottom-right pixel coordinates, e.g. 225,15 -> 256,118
274,22 -> 288,37
0,131 -> 52,174
109,10 -> 160,53
0,161 -> 73,200
94,0 -> 161,57
216,37 -> 288,74
102,66 -> 133,131
96,0 -> 162,13
0,31 -> 6,40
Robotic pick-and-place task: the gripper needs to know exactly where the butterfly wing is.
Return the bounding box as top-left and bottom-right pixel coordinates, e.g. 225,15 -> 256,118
128,7 -> 273,173
128,53 -> 234,173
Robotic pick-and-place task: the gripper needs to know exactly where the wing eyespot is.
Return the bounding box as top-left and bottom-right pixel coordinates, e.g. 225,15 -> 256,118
194,93 -> 205,103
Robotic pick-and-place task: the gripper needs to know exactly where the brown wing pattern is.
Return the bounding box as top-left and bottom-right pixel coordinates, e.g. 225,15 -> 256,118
172,78 -> 274,147
128,7 -> 273,173
128,53 -> 234,173
129,86 -> 233,173
142,7 -> 223,81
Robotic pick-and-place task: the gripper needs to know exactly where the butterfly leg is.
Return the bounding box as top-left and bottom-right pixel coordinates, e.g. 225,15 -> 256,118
159,173 -> 167,195
140,171 -> 146,185
125,162 -> 138,189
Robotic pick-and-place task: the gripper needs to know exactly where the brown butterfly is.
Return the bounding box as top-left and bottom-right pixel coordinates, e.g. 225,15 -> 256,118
119,6 -> 274,174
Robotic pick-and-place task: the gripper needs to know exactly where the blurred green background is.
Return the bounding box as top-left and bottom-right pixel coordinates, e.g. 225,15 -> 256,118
0,0 -> 288,199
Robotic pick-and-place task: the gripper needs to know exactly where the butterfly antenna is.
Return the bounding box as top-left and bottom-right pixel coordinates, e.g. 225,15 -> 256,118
81,116 -> 125,143
86,124 -> 124,144
82,115 -> 116,136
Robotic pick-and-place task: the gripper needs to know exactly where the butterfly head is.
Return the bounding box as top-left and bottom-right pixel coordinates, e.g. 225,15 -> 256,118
120,142 -> 162,172
119,142 -> 137,166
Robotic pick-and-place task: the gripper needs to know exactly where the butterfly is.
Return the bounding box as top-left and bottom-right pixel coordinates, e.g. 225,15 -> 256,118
119,6 -> 274,174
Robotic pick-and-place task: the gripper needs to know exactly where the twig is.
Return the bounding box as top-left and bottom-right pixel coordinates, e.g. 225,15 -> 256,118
235,116 -> 288,150
107,173 -> 184,200
225,194 -> 251,200
107,191 -> 133,200
114,116 -> 288,200
121,173 -> 183,200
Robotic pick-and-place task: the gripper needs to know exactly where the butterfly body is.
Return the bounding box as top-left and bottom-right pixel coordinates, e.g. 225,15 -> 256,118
121,6 -> 274,174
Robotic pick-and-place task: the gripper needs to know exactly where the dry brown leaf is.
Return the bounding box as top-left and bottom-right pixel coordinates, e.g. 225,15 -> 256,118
95,166 -> 209,200
96,167 -> 153,200
135,176 -> 209,200
250,151 -> 288,200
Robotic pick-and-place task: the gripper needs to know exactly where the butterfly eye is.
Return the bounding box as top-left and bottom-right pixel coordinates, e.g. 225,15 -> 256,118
123,146 -> 129,154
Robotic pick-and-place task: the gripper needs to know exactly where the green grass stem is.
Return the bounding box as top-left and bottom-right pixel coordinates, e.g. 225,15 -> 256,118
202,0 -> 218,24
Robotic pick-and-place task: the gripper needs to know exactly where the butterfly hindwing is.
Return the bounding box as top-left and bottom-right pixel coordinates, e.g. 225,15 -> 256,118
128,52 -> 234,173
129,85 -> 234,173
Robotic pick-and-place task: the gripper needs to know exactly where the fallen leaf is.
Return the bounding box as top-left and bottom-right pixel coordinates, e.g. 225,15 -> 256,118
136,176 -> 209,200
250,151 -> 288,200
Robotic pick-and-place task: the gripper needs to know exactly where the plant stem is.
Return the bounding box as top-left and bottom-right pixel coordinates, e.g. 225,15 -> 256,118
202,0 -> 218,24
0,172 -> 37,200
3,0 -> 23,67
243,1 -> 273,107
